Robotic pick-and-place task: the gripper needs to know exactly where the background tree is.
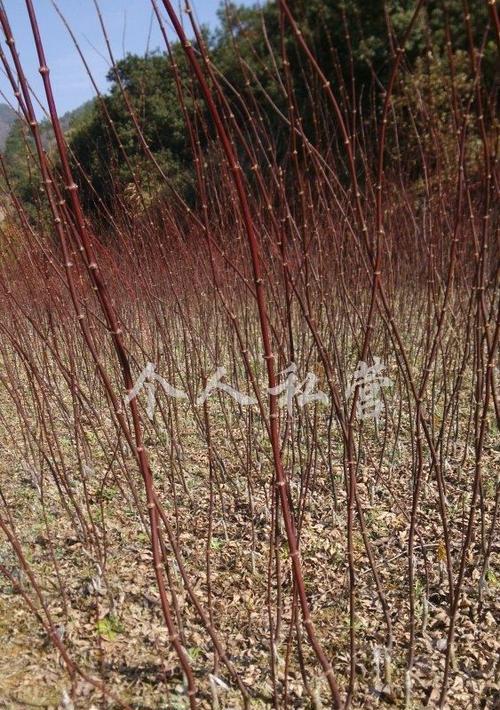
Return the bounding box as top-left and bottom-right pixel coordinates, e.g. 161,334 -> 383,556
4,0 -> 496,217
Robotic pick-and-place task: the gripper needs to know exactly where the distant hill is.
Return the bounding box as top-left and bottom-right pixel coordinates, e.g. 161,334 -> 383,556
39,100 -> 96,150
59,100 -> 95,133
0,103 -> 18,151
1,99 -> 95,154
1,99 -> 96,215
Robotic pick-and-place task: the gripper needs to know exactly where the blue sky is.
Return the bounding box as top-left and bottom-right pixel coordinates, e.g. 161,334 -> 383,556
0,1 -> 237,117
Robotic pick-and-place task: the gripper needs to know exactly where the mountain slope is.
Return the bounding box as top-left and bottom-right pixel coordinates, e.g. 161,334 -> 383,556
0,103 -> 18,151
